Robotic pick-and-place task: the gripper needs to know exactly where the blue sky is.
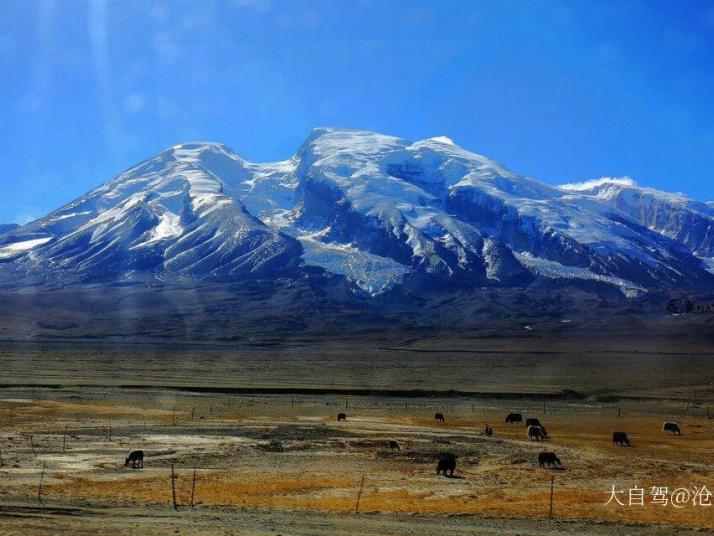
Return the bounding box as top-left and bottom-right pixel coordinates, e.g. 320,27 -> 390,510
1,0 -> 713,223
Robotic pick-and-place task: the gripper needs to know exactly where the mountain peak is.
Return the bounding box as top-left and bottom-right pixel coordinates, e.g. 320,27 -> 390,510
300,127 -> 407,149
167,141 -> 246,163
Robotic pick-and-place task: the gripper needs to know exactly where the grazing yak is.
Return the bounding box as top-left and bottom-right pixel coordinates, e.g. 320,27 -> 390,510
389,440 -> 400,450
434,413 -> 445,423
612,431 -> 630,446
125,450 -> 144,469
528,425 -> 546,441
505,413 -> 523,424
662,422 -> 681,435
538,451 -> 561,468
525,418 -> 541,428
337,412 -> 347,421
436,456 -> 456,477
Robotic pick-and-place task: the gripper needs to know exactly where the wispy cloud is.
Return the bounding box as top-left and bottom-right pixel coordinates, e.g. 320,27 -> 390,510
560,176 -> 637,191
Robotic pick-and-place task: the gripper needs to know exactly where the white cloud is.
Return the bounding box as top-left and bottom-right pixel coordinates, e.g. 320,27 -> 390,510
560,176 -> 637,191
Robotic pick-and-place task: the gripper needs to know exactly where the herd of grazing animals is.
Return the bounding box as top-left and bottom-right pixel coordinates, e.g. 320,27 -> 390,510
121,408 -> 685,478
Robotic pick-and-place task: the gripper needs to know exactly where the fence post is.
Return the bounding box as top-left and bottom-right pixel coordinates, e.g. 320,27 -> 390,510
170,463 -> 178,510
548,474 -> 555,518
37,462 -> 47,503
191,467 -> 197,507
355,474 -> 365,513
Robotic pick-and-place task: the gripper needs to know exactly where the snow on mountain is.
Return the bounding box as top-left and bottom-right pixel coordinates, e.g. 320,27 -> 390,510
702,256 -> 714,275
514,251 -> 645,297
561,176 -> 714,264
0,236 -> 53,260
0,128 -> 712,296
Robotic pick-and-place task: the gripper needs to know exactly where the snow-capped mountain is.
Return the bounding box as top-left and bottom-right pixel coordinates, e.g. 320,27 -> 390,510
0,143 -> 301,283
0,128 -> 712,298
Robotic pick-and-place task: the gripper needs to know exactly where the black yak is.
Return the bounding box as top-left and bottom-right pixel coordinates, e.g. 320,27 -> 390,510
662,422 -> 681,435
505,413 -> 522,424
528,425 -> 546,441
538,451 -> 561,468
436,457 -> 456,476
612,431 -> 630,446
125,450 -> 144,469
